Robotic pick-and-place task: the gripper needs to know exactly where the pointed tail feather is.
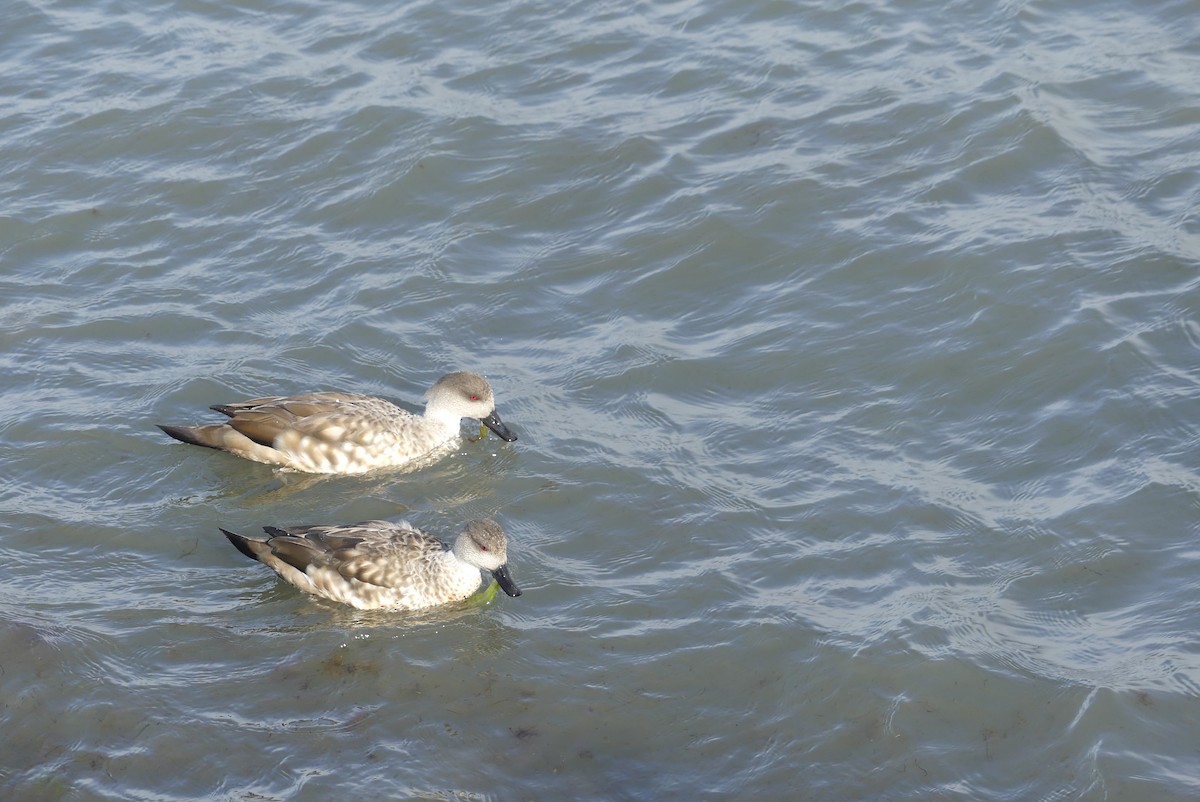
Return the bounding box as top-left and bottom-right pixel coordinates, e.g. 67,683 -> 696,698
220,528 -> 268,562
157,423 -> 286,467
158,423 -> 224,450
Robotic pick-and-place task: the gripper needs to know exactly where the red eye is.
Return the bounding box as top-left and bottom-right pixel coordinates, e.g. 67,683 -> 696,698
469,394 -> 480,401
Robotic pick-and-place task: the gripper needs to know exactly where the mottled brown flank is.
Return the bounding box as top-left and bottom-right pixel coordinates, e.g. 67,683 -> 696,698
158,371 -> 512,474
221,519 -> 516,611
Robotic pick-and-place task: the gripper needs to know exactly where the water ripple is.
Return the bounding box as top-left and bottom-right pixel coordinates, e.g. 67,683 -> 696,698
3,0 -> 1200,798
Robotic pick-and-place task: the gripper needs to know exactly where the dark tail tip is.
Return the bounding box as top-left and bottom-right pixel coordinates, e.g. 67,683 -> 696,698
220,528 -> 261,561
158,424 -> 208,448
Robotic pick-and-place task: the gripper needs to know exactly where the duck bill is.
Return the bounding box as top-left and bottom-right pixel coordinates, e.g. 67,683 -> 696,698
492,564 -> 522,597
480,411 -> 517,442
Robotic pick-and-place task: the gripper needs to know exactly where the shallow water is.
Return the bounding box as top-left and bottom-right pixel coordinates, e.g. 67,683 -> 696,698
3,0 -> 1200,799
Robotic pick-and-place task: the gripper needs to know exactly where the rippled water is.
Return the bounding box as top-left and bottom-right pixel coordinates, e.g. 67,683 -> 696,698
3,0 -> 1200,799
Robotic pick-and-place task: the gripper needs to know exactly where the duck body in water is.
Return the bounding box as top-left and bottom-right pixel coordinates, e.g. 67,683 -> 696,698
158,371 -> 517,474
221,518 -> 522,611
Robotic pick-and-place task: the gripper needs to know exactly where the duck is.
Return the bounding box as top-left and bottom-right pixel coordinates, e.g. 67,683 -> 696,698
220,518 -> 522,611
157,371 -> 516,474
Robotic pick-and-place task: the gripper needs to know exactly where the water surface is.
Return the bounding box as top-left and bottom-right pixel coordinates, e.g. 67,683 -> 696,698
2,0 -> 1200,799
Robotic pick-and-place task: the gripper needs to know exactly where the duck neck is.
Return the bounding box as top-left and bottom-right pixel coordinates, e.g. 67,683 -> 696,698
444,540 -> 483,593
423,404 -> 464,438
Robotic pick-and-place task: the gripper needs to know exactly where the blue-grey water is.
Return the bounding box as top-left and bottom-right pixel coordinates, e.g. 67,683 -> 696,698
3,0 -> 1199,799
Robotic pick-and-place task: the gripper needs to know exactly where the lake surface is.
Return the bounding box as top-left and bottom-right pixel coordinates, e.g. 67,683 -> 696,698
3,0 -> 1199,799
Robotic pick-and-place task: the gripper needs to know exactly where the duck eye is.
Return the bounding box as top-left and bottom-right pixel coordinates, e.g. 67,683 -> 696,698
469,394 -> 480,401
